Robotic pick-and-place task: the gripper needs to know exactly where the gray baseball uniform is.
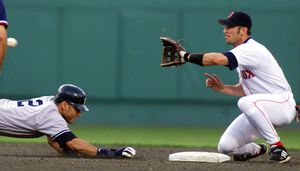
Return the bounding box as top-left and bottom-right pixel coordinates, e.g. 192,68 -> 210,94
0,96 -> 76,146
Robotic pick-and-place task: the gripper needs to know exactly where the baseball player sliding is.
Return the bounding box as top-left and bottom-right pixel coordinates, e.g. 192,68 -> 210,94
0,84 -> 136,158
160,11 -> 296,163
0,1 -> 135,158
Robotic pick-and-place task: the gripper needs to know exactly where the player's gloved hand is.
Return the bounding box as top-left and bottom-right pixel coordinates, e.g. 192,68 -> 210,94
160,36 -> 186,67
97,147 -> 136,158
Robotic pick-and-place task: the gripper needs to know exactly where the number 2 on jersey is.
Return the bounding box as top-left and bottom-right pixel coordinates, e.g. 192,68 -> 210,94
17,99 -> 43,107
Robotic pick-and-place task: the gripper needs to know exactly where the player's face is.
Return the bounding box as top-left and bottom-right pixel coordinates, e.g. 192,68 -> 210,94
61,102 -> 81,124
223,26 -> 245,47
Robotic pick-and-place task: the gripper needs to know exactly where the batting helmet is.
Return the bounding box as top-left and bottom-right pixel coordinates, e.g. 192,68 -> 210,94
54,84 -> 89,112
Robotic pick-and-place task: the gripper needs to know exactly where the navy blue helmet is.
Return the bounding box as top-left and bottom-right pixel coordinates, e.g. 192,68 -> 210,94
54,84 -> 89,112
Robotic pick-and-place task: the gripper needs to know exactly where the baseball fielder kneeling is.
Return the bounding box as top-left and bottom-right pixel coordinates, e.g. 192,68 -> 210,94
160,11 -> 296,163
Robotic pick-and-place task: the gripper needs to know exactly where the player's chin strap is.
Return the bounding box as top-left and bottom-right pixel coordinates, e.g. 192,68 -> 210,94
295,105 -> 300,123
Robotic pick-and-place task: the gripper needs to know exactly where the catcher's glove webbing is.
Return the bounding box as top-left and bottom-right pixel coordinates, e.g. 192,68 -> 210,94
160,37 -> 186,67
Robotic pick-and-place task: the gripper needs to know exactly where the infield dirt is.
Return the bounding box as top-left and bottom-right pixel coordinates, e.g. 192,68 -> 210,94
0,143 -> 300,171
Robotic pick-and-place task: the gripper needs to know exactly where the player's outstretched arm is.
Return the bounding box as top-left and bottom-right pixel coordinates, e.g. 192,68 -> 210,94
48,136 -> 98,156
202,53 -> 229,66
65,138 -> 98,157
180,52 -> 229,66
66,138 -> 136,158
48,136 -> 136,158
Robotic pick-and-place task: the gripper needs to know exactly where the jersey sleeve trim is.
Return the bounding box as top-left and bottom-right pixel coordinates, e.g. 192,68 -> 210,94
223,52 -> 238,70
52,130 -> 77,147
0,21 -> 8,28
52,129 -> 71,140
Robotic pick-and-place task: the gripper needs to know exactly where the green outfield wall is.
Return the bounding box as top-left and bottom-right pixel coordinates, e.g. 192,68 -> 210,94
1,0 -> 300,126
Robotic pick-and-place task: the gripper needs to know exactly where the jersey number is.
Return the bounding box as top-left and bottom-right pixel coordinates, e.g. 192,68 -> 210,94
17,99 -> 43,107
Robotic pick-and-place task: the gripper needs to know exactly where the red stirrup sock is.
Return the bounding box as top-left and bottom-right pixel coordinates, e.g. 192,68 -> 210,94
272,141 -> 284,147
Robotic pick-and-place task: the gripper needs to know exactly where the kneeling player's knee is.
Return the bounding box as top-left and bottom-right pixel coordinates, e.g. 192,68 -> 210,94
218,141 -> 235,154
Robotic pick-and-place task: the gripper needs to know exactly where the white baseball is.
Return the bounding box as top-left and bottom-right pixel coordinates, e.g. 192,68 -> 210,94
7,37 -> 18,47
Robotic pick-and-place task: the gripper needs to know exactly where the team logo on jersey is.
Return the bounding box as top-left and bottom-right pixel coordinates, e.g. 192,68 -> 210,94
241,69 -> 255,79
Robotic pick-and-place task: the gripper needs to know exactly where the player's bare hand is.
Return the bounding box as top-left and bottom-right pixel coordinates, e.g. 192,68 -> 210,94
296,105 -> 300,123
204,73 -> 224,92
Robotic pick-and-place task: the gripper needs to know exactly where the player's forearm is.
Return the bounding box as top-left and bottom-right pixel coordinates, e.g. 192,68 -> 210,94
47,136 -> 64,154
202,53 -> 229,66
220,84 -> 245,96
183,52 -> 229,66
48,137 -> 97,156
66,138 -> 98,157
0,26 -> 7,69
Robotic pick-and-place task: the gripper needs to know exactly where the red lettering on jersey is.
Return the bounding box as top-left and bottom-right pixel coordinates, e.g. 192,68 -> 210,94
241,69 -> 255,79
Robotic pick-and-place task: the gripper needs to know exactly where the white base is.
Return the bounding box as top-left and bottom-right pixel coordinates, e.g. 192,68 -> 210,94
169,151 -> 230,163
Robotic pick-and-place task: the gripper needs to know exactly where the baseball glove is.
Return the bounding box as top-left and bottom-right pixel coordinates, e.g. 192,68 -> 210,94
160,36 -> 186,67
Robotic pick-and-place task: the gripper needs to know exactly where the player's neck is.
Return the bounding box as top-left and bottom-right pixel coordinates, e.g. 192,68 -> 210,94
233,36 -> 251,47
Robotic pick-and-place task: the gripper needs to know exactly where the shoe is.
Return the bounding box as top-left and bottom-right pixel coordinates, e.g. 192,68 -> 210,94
269,145 -> 291,163
233,144 -> 267,161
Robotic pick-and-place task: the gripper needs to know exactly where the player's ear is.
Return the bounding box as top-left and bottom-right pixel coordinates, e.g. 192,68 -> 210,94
59,101 -> 69,110
241,27 -> 248,35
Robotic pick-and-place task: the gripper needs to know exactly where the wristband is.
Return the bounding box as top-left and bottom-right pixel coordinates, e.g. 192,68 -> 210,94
183,53 -> 190,62
189,53 -> 204,66
97,148 -> 115,158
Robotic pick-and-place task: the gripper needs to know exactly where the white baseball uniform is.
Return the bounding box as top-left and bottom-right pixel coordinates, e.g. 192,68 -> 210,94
0,96 -> 77,147
218,37 -> 296,155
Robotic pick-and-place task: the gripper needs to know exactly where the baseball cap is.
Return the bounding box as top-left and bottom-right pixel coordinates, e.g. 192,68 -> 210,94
218,11 -> 252,30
